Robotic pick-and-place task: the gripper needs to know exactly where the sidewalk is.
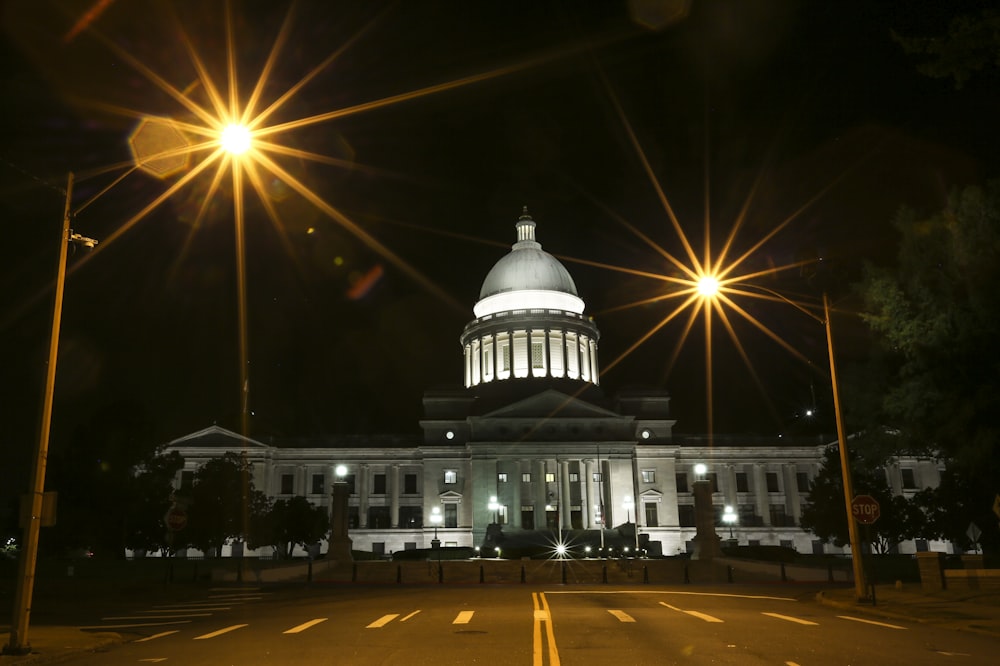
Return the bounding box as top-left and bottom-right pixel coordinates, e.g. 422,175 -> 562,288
1,627 -> 121,665
816,582 -> 1000,638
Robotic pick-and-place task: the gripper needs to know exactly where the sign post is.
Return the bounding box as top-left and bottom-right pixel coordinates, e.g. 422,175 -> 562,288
851,495 -> 880,605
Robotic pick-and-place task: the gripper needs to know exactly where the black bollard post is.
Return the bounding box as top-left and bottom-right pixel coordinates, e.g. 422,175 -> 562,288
308,559 -> 313,583
602,564 -> 608,584
396,565 -> 402,583
727,565 -> 733,583
352,563 -> 357,582
480,565 -> 485,583
561,562 -> 567,584
828,563 -> 834,582
643,565 -> 649,584
683,563 -> 690,584
438,562 -> 443,584
780,562 -> 787,582
521,565 -> 526,583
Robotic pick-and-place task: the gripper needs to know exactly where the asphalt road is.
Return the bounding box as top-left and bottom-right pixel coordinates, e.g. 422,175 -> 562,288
55,584 -> 998,665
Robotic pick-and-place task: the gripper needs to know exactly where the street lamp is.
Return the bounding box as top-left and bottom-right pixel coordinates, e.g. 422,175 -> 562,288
722,505 -> 738,540
622,495 -> 639,555
694,463 -> 707,480
488,495 -> 499,524
429,506 -> 442,547
5,174 -> 98,656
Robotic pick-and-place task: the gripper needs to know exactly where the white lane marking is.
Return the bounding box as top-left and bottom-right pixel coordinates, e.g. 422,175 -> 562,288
207,595 -> 263,601
151,605 -> 232,611
133,631 -> 179,643
453,611 -> 475,624
80,621 -> 191,630
138,659 -> 168,663
608,610 -> 636,623
935,651 -> 971,657
209,586 -> 259,591
837,615 -> 906,630
284,618 -> 328,634
762,612 -> 818,626
546,590 -> 795,601
786,662 -> 802,666
102,614 -> 211,620
193,624 -> 248,639
658,602 -> 723,623
366,614 -> 400,628
400,610 -> 421,622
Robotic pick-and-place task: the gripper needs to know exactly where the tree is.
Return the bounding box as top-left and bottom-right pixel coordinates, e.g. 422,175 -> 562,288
45,400 -> 180,557
893,8 -> 1000,89
858,180 -> 1000,555
800,445 -> 924,554
250,496 -> 329,558
179,453 -> 269,557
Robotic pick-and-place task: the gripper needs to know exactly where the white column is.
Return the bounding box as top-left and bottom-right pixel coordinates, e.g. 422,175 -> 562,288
359,463 -> 370,528
754,464 -> 770,526
390,464 -> 400,528
560,459 -> 572,529
584,459 -> 595,528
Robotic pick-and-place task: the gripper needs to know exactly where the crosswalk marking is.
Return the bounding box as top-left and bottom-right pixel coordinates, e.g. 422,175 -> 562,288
133,631 -> 180,643
367,614 -> 400,628
453,611 -> 475,624
284,618 -> 328,634
608,610 -> 636,623
400,610 -> 421,622
658,602 -> 722,622
762,612 -> 818,626
837,615 -> 906,630
103,613 -> 211,620
193,624 -> 248,640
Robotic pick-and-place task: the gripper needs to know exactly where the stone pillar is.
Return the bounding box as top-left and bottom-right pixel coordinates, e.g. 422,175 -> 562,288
560,460 -> 572,529
390,464 -> 400,528
329,480 -> 353,564
784,464 -> 801,524
916,551 -> 946,592
691,479 -> 721,560
510,461 -> 521,529
754,464 -> 769,526
584,459 -> 595,528
358,463 -> 369,528
536,460 -> 548,521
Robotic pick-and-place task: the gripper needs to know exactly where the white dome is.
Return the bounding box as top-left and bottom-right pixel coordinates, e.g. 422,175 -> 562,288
474,210 -> 584,318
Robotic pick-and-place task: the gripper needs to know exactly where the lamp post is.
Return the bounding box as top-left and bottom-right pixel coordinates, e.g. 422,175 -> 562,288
429,506 -> 442,549
722,505 -> 738,541
622,495 -> 639,555
488,495 -> 499,524
5,174 -> 98,656
709,282 -> 868,601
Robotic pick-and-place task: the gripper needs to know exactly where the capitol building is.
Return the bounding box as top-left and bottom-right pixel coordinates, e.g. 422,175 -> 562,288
164,209 -> 944,558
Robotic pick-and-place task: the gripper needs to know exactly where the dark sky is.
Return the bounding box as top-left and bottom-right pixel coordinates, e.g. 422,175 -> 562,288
2,0 -> 999,486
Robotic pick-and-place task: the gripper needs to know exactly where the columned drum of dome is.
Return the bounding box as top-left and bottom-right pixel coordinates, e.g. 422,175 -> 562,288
461,209 -> 600,388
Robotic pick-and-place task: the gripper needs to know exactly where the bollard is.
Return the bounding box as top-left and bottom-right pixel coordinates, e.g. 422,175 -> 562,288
521,565 -> 526,583
352,563 -> 358,582
480,565 -> 485,583
308,560 -> 313,583
683,563 -> 690,584
397,565 -> 402,583
828,563 -> 834,583
438,563 -> 443,583
561,562 -> 567,584
602,564 -> 608,584
643,565 -> 649,584
780,562 -> 787,582
727,565 -> 733,583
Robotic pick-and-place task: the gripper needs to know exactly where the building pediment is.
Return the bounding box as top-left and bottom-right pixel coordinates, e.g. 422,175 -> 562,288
166,425 -> 271,450
481,389 -> 620,420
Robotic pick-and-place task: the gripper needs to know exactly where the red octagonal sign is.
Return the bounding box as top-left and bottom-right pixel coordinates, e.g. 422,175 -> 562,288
851,494 -> 880,525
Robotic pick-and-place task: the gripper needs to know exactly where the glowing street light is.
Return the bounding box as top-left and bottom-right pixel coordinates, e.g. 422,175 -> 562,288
220,123 -> 252,155
694,463 -> 707,479
697,274 -> 720,297
722,505 -> 738,540
488,495 -> 499,524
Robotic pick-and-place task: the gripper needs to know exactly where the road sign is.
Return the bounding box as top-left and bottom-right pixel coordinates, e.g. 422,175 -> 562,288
165,506 -> 188,532
851,494 -> 880,524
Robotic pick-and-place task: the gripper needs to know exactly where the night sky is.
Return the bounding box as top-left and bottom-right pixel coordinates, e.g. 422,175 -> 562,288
2,0 -> 999,497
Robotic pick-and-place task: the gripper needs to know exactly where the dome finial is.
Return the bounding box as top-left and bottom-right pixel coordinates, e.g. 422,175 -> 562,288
515,206 -> 537,245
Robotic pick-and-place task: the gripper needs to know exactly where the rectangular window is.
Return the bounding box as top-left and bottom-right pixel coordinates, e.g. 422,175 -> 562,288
736,472 -> 749,493
766,472 -> 780,493
404,542 -> 417,551
707,473 -> 719,493
676,473 -> 689,493
521,506 -> 535,530
644,503 -> 658,527
780,539 -> 794,549
344,474 -> 356,495
311,474 -> 325,495
498,505 -> 508,525
915,539 -> 929,552
373,473 -> 387,495
399,505 -> 422,528
641,470 -> 655,483
444,503 -> 458,528
404,473 -> 418,494
444,470 -> 457,484
738,504 -> 759,526
545,472 -> 555,483
769,504 -> 788,526
501,343 -> 510,371
348,506 -> 359,529
498,473 -> 508,483
372,542 -> 385,556
796,472 -> 810,493
569,472 -> 579,483
280,474 -> 294,495
811,540 -> 825,555
901,468 -> 917,489
522,472 -> 531,483
678,505 -> 696,527
531,341 -> 544,368
368,506 -> 390,529
593,472 -> 603,482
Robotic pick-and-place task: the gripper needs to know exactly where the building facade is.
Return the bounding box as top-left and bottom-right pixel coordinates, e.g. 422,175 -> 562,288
163,210 -> 949,558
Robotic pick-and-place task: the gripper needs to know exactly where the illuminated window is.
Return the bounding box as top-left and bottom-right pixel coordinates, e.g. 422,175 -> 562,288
501,344 -> 510,371
569,472 -> 579,483
444,470 -> 457,484
498,473 -> 508,483
593,472 -> 602,482
531,342 -> 544,368
545,473 -> 555,483
522,472 -> 531,482
641,470 -> 655,483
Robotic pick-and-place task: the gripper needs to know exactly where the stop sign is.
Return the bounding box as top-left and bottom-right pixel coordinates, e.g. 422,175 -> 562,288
851,494 -> 880,524
165,506 -> 188,532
